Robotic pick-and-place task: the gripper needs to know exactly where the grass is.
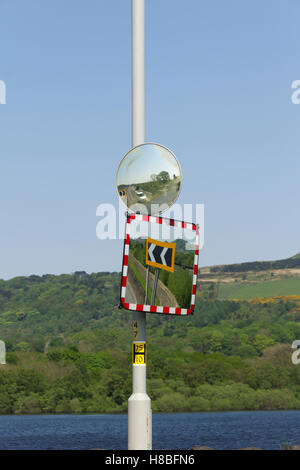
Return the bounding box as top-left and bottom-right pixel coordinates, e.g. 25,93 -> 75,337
218,276 -> 300,300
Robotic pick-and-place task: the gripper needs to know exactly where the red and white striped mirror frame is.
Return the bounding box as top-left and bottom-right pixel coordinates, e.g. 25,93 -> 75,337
119,213 -> 199,315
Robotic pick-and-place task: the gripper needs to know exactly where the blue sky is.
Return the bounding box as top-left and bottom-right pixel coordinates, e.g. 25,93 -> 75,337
0,0 -> 299,279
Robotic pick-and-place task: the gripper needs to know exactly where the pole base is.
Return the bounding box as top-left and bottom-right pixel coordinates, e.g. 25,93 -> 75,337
128,393 -> 152,450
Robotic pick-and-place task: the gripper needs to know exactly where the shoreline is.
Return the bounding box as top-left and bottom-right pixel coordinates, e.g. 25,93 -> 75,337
1,408 -> 300,417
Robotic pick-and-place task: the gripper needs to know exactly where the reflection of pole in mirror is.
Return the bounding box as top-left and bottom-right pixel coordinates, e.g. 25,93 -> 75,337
151,269 -> 160,305
145,238 -> 176,306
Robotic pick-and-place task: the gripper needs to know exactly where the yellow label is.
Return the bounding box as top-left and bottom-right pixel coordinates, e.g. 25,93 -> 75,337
134,343 -> 145,353
133,320 -> 139,340
134,355 -> 145,364
133,342 -> 146,364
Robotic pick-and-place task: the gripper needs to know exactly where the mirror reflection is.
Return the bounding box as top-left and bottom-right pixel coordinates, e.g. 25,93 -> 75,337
121,216 -> 198,314
116,143 -> 182,216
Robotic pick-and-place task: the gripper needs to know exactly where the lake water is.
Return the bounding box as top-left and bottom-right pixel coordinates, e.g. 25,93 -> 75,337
0,410 -> 299,450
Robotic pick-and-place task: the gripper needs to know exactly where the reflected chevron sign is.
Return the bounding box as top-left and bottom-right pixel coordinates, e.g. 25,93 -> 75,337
145,238 -> 176,273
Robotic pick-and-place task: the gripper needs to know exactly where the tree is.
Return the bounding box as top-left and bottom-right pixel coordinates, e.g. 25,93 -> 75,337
156,171 -> 170,182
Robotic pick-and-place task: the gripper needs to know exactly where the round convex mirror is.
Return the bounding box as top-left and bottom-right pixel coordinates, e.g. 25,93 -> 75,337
116,143 -> 182,216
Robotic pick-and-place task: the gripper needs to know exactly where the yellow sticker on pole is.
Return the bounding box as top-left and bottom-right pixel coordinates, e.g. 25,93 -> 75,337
133,320 -> 139,340
132,342 -> 146,364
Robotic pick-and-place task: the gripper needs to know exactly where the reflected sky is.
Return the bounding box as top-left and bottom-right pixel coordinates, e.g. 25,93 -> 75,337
130,219 -> 196,246
116,143 -> 182,215
117,143 -> 181,185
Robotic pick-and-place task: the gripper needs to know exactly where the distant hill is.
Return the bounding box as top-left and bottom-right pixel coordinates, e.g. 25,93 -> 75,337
1,261 -> 300,415
199,253 -> 300,301
206,253 -> 300,274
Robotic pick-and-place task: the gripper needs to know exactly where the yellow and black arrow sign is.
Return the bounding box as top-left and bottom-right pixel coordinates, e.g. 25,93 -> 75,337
132,342 -> 146,365
118,188 -> 128,198
145,238 -> 176,273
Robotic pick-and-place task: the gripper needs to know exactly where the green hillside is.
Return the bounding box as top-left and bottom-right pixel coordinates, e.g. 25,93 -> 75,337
218,277 -> 300,300
0,268 -> 300,414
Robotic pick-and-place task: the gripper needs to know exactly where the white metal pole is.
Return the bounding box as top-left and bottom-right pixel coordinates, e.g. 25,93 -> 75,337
128,0 -> 152,451
132,0 -> 145,146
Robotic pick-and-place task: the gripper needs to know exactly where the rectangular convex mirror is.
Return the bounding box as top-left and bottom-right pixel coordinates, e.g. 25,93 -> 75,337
120,213 -> 199,315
